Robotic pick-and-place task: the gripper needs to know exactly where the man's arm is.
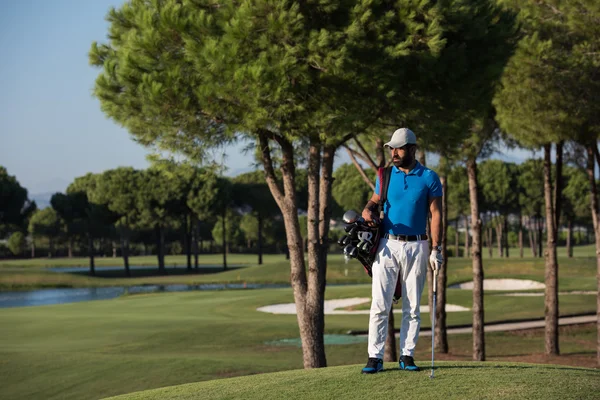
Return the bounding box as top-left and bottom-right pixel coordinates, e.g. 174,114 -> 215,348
362,193 -> 380,223
429,196 -> 442,247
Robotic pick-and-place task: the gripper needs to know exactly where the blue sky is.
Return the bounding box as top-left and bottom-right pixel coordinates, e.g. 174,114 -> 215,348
0,0 -> 533,198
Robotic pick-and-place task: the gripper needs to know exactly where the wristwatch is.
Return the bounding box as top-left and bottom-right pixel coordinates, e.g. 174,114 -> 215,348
432,245 -> 442,252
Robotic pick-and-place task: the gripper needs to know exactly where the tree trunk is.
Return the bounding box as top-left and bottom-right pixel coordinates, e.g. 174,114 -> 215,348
375,138 -> 385,168
31,238 -> 35,258
194,217 -> 199,268
504,216 -> 509,258
587,226 -> 591,245
467,157 -> 485,361
384,307 -> 397,362
121,228 -> 131,277
538,217 -> 543,259
258,131 -> 326,368
543,143 -> 559,356
68,238 -> 73,258
156,225 -> 165,274
257,213 -> 263,265
222,207 -> 227,271
88,234 -> 95,276
519,212 -> 524,258
554,141 -> 563,233
528,221 -> 536,257
584,144 -> 600,367
567,221 -> 573,258
184,215 -> 192,270
455,218 -> 460,258
436,173 -> 448,353
487,226 -> 493,258
305,139 -> 328,366
464,215 -> 470,258
496,217 -> 503,258
48,237 -> 54,258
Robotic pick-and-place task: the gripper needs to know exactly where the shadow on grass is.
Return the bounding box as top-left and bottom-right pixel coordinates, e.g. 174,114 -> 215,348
69,266 -> 247,279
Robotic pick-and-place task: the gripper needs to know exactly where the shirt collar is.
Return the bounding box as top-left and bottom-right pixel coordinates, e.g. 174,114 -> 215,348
393,161 -> 422,176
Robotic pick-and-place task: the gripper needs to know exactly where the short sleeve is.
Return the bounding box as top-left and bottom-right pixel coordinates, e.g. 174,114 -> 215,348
374,173 -> 381,196
429,171 -> 443,198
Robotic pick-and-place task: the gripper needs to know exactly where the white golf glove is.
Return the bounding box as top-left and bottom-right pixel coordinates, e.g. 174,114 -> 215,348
429,247 -> 443,272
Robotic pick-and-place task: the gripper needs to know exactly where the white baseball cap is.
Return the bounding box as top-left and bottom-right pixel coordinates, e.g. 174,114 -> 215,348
384,128 -> 417,149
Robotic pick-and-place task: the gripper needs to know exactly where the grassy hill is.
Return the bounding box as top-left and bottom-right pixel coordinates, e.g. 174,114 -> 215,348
103,362 -> 599,400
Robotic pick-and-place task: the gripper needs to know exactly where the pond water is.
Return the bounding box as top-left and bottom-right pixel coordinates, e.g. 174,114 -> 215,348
0,283 -> 288,308
48,265 -> 242,273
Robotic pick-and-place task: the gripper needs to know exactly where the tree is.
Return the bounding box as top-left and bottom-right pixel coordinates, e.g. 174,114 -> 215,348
28,208 -> 61,258
151,161 -> 221,270
91,0 -> 518,368
562,165 -> 592,257
93,168 -> 142,275
136,167 -> 182,273
447,164 -> 470,258
0,166 -> 36,237
332,164 -> 375,214
232,171 -> 280,264
7,231 -> 26,256
67,174 -> 117,274
211,210 -> 243,254
461,113 -> 501,361
478,160 -> 518,257
493,0 -> 600,356
518,159 -> 545,257
239,214 -> 260,250
51,192 -> 83,259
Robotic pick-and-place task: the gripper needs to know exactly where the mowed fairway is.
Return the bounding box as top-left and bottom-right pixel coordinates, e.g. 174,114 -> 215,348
0,284 -> 597,400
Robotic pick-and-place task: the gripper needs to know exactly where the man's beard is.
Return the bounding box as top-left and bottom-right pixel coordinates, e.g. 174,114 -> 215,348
393,155 -> 414,169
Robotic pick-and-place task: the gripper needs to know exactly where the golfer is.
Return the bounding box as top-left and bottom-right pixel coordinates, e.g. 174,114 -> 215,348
360,128 -> 443,373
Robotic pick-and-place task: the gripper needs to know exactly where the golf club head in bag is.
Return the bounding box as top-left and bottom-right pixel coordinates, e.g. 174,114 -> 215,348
342,210 -> 361,224
338,210 -> 380,277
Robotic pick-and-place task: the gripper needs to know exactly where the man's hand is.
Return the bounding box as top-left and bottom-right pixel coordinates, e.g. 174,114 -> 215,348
362,208 -> 375,223
429,247 -> 443,272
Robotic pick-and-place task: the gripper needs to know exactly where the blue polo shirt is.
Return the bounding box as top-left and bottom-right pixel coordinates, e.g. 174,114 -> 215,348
374,162 -> 442,236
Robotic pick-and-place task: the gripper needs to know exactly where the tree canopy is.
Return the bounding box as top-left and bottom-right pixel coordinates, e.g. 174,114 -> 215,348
0,166 -> 36,237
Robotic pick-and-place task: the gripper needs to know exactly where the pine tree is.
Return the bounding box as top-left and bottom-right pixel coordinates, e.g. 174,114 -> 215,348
91,0 -> 518,368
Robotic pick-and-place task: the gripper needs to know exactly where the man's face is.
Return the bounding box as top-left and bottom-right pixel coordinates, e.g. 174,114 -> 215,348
390,145 -> 415,168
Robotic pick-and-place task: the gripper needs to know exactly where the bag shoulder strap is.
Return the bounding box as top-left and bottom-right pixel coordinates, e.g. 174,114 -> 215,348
377,166 -> 392,220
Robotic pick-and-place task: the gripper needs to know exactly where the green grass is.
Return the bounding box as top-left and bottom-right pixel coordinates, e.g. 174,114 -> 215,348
2,243 -> 596,268
0,253 -> 285,268
103,362 -> 600,400
0,287 -> 597,400
0,246 -> 597,292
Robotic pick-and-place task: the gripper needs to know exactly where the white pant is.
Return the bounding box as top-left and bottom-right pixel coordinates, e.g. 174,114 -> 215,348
367,237 -> 429,359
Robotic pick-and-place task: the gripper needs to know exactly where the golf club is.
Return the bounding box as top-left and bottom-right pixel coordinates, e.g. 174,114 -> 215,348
342,210 -> 360,224
430,269 -> 438,379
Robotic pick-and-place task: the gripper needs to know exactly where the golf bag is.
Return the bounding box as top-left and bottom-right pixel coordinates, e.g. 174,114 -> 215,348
337,211 -> 381,277
337,167 -> 402,300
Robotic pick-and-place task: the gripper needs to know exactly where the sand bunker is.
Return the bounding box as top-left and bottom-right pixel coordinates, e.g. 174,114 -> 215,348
449,279 -> 545,290
257,297 -> 470,315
